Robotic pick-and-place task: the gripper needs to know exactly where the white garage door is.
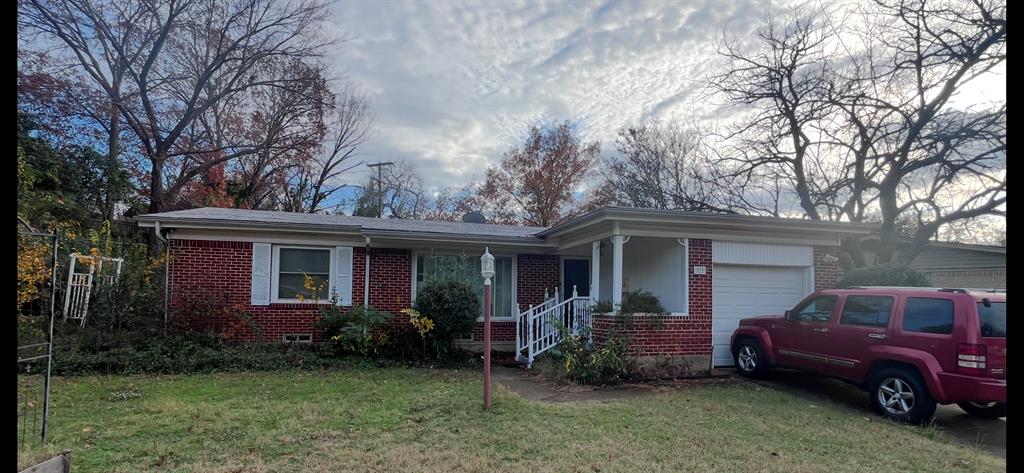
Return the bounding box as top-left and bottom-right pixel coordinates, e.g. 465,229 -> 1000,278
712,265 -> 808,367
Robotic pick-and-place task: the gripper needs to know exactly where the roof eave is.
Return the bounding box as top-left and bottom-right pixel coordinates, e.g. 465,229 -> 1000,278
134,217 -> 363,235
539,208 -> 877,238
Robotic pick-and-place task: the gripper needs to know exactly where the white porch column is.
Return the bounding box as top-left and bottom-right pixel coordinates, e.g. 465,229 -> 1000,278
590,241 -> 601,303
611,235 -> 624,310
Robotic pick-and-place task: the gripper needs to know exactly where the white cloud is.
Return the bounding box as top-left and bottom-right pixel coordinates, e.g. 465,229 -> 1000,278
326,0 -> 771,188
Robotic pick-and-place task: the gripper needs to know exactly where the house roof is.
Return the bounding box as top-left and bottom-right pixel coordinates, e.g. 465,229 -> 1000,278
537,206 -> 877,238
858,235 -> 1006,254
135,206 -> 878,245
134,207 -> 546,240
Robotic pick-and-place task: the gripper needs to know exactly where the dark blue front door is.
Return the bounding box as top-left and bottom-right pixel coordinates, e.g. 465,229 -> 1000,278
563,259 -> 590,297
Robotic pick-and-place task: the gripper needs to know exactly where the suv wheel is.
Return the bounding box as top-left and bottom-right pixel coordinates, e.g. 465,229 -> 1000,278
957,401 -> 1007,419
869,367 -> 937,424
734,339 -> 769,378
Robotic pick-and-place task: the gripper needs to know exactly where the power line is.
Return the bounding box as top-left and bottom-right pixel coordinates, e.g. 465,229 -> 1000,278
366,161 -> 395,218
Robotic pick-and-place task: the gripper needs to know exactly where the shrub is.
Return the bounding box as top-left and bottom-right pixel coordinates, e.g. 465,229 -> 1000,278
52,333 -> 338,376
591,300 -> 614,313
413,280 -> 479,359
554,323 -> 634,385
619,290 -> 667,314
314,297 -> 393,357
836,264 -> 930,288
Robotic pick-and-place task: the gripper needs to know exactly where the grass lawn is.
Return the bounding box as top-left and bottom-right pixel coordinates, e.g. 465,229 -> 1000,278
18,367 -> 1003,472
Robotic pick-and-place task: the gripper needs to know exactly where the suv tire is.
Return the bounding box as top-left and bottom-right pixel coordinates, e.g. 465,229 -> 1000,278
869,367 -> 937,424
734,338 -> 769,378
957,401 -> 1007,419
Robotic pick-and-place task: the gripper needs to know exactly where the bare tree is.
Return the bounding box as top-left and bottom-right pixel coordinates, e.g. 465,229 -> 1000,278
275,84 -> 372,213
352,161 -> 428,219
479,121 -> 598,227
21,0 -> 333,253
422,186 -> 480,222
602,120 -> 736,213
708,7 -> 835,220
705,0 -> 1005,266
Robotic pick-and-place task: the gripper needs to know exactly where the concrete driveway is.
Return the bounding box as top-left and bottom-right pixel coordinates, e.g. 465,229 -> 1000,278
737,368 -> 1006,458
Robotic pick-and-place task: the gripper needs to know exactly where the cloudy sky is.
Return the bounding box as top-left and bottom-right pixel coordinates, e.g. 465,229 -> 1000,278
323,0 -> 775,191
323,0 -> 1005,195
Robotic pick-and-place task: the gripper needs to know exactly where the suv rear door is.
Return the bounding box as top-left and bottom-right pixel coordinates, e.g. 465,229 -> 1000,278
889,295 -> 961,375
820,293 -> 897,382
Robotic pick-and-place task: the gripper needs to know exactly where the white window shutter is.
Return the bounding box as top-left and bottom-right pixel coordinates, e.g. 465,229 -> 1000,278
251,243 -> 272,306
334,246 -> 354,306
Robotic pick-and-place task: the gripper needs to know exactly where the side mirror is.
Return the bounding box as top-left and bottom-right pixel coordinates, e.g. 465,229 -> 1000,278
784,310 -> 794,321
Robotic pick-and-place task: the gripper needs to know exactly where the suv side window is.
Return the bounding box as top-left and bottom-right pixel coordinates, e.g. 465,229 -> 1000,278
790,295 -> 837,323
839,295 -> 894,328
902,297 -> 954,334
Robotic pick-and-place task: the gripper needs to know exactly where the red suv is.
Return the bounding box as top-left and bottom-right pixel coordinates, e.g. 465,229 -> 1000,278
730,287 -> 1006,423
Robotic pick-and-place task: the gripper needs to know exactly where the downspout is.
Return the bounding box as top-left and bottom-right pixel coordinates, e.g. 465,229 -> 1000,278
153,221 -> 170,325
363,237 -> 371,308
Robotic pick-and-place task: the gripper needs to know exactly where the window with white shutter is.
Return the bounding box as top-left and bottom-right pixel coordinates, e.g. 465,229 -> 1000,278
251,243 -> 272,305
333,246 -> 354,306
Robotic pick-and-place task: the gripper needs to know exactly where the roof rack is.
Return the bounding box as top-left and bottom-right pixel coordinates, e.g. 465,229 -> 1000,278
847,286 -> 1005,294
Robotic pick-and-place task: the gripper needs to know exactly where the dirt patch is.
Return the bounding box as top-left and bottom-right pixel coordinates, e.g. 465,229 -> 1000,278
492,365 -> 738,403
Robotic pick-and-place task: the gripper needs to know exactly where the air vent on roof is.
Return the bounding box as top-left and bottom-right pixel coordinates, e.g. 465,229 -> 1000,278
462,212 -> 486,224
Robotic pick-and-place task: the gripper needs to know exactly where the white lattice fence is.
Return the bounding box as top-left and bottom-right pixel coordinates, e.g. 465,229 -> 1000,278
62,254 -> 122,326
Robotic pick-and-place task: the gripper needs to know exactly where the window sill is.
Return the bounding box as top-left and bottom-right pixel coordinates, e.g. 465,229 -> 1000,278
270,300 -> 336,306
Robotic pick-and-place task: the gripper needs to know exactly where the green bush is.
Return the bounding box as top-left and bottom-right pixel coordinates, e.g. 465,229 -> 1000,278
313,299 -> 393,357
835,264 -> 930,288
620,290 -> 667,314
414,281 -> 479,359
591,300 -> 614,313
553,324 -> 633,385
53,333 -> 338,376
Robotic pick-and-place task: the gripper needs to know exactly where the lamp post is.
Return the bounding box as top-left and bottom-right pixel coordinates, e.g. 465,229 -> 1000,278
480,247 -> 495,410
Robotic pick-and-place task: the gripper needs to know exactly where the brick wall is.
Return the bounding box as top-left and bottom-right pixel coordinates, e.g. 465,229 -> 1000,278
927,269 -> 1006,290
471,321 -> 516,342
813,246 -> 843,290
592,239 -> 713,356
170,240 -> 546,345
515,254 -> 560,308
168,240 -> 416,343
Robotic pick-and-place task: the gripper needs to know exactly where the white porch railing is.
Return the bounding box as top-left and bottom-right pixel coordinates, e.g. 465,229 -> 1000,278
515,286 -> 593,368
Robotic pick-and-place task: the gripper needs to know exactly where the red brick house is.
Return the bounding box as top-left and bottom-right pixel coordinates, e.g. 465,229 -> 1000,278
136,206 -> 874,369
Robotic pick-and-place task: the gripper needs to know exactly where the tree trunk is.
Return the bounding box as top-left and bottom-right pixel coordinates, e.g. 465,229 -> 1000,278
875,183 -> 900,264
839,236 -> 867,270
147,156 -> 166,257
106,106 -> 120,222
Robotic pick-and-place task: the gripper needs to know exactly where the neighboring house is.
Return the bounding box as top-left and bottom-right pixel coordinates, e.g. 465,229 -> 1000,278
135,206 -> 874,368
859,238 -> 1006,289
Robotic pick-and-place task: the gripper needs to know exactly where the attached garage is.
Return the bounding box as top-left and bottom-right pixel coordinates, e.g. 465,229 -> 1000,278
711,242 -> 815,366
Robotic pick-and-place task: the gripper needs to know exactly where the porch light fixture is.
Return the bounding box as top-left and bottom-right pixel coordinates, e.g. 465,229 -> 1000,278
480,247 -> 495,282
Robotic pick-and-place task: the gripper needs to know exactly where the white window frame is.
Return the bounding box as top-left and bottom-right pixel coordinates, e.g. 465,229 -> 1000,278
271,245 -> 335,304
410,250 -> 518,321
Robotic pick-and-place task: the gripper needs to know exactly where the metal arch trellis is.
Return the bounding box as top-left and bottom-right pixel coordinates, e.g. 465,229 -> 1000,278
17,229 -> 59,449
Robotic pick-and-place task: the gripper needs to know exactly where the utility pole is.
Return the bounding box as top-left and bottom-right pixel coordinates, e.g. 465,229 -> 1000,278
366,161 -> 395,218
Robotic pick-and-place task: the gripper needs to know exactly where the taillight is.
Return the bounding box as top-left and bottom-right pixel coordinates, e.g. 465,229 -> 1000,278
956,343 -> 988,376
